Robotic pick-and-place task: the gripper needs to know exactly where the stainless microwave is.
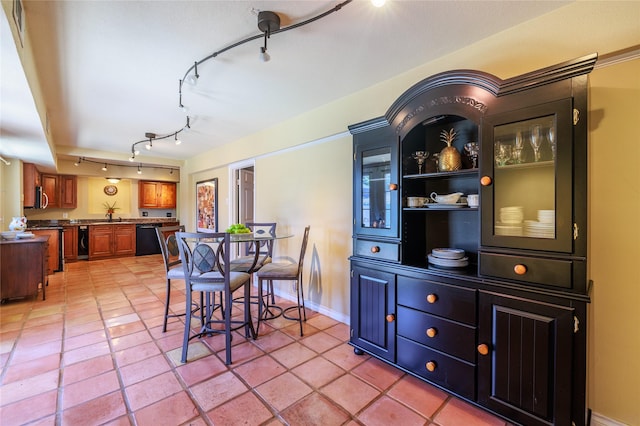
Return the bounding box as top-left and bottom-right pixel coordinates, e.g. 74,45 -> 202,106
34,186 -> 49,209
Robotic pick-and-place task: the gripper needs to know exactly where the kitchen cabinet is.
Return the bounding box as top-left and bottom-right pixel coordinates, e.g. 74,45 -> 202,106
1,237 -> 48,301
138,181 -> 176,209
23,163 -> 41,208
63,225 -> 78,261
89,224 -> 136,259
31,229 -> 62,274
349,54 -> 595,426
41,174 -> 59,208
59,175 -> 77,208
23,165 -> 77,209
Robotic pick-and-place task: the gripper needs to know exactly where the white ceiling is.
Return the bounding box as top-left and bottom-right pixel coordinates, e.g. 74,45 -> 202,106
1,0 -> 570,173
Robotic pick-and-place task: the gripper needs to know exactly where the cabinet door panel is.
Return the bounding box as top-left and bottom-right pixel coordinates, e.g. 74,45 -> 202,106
158,183 -> 176,208
41,174 -> 59,208
478,291 -> 573,426
113,225 -> 135,255
350,265 -> 395,361
63,226 -> 78,261
59,176 -> 77,208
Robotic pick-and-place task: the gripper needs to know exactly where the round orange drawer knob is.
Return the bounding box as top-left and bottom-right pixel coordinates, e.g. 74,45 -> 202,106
426,294 -> 438,304
370,246 -> 380,253
385,314 -> 395,323
477,344 -> 490,356
426,361 -> 437,372
514,264 -> 527,275
389,183 -> 398,191
426,327 -> 437,338
480,176 -> 492,186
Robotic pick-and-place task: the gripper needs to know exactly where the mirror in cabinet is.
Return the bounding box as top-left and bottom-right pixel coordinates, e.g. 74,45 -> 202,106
481,98 -> 573,254
401,115 -> 480,272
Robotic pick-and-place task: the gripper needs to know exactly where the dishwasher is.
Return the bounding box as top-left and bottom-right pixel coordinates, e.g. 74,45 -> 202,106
135,224 -> 162,256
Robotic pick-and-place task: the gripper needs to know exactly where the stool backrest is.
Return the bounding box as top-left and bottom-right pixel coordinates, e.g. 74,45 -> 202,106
156,225 -> 186,271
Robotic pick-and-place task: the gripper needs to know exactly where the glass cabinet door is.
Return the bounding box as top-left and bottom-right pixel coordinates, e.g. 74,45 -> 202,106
481,98 -> 573,253
354,132 -> 399,238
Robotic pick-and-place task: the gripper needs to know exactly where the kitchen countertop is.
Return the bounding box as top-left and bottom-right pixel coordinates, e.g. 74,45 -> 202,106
27,218 -> 179,228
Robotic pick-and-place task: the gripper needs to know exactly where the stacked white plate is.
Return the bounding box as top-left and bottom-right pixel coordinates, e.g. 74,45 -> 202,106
524,220 -> 555,238
428,248 -> 468,269
495,223 -> 523,236
537,209 -> 555,223
499,206 -> 524,224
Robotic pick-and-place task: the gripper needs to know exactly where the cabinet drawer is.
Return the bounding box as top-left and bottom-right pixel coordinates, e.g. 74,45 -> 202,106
354,239 -> 399,262
397,276 -> 476,325
397,336 -> 475,400
397,306 -> 476,362
479,252 -> 572,288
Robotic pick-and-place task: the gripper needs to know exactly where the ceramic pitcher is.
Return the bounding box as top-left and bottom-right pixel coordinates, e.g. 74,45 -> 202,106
9,216 -> 27,231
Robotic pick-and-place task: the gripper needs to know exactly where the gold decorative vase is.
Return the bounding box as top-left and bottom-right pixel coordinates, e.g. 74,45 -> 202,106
438,128 -> 462,172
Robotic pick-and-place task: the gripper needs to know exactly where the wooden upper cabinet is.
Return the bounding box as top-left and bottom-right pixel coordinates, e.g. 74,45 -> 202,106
23,163 -> 40,208
41,174 -> 59,208
59,175 -> 77,208
138,181 -> 176,209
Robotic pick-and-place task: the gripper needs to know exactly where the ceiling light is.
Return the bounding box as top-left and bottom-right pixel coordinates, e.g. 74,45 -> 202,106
371,0 -> 385,7
137,164 -> 142,175
257,11 -> 280,62
106,178 -> 120,184
174,134 -> 182,145
0,156 -> 11,166
101,163 -> 108,171
145,139 -> 152,150
185,62 -> 199,85
74,157 -> 82,166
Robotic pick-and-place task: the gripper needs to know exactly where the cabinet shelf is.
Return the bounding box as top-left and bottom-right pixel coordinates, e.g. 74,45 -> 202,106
404,168 -> 478,179
495,160 -> 553,170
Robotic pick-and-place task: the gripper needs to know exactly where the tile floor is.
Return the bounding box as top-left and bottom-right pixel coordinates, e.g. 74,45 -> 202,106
1,255 -> 511,425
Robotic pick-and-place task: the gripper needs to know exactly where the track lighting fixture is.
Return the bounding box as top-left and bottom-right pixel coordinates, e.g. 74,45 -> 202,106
73,157 -> 176,175
126,0 -> 354,159
0,156 -> 11,166
129,117 -> 190,161
185,62 -> 199,85
74,157 -> 82,166
257,11 -> 280,62
145,140 -> 153,150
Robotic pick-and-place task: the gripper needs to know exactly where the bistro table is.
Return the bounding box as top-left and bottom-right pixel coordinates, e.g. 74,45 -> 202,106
226,232 -> 293,332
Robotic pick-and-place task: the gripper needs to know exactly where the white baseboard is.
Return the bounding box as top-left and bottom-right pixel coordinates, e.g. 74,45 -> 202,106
267,285 -> 350,325
590,411 -> 629,426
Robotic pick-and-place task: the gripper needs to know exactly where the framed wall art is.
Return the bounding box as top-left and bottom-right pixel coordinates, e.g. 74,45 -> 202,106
196,178 -> 217,232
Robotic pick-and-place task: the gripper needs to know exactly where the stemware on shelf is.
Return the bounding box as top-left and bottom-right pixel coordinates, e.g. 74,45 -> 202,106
513,130 -> 524,164
464,142 -> 479,168
548,126 -> 556,160
530,124 -> 543,162
412,151 -> 430,174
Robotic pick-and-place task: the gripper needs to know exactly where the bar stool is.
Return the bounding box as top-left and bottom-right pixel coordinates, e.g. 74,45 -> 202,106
256,226 -> 310,336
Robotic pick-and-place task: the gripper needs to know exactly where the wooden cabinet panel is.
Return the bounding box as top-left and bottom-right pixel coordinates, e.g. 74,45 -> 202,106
138,181 -> 176,209
113,225 -> 136,256
63,226 -> 78,261
1,238 -> 47,301
89,224 -> 135,259
478,291 -> 574,426
350,265 -> 396,362
158,183 -> 176,208
41,174 -> 59,208
23,163 -> 40,208
59,175 -> 77,208
31,229 -> 60,275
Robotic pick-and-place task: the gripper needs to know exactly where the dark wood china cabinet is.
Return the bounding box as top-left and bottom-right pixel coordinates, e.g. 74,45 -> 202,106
349,54 -> 595,426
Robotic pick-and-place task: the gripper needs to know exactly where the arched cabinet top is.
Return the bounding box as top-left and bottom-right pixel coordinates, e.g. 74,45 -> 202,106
385,53 -> 597,139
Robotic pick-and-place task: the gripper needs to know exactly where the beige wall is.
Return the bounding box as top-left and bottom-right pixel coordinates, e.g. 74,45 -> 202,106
588,58 -> 640,425
176,2 -> 640,423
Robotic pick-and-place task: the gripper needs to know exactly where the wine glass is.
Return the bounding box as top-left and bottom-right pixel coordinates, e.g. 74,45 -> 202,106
464,142 -> 479,168
548,126 -> 556,160
494,141 -> 511,166
530,124 -> 543,162
412,151 -> 429,174
512,130 -> 524,164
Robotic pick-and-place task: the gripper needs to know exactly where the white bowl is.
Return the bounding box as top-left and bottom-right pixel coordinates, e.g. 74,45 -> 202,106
1,231 -> 18,240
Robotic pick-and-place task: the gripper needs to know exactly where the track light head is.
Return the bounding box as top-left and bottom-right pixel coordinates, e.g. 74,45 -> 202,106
175,133 -> 182,145
137,164 -> 142,175
101,163 -> 108,172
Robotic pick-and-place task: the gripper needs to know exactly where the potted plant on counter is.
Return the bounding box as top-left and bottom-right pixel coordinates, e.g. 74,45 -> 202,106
103,201 -> 119,222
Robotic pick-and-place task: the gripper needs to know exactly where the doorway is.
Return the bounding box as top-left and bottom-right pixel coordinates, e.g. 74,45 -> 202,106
229,160 -> 255,255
